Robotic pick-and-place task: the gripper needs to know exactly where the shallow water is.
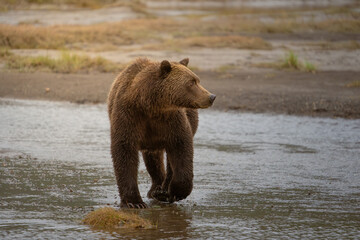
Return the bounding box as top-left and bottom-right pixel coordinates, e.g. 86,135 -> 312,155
0,98 -> 359,239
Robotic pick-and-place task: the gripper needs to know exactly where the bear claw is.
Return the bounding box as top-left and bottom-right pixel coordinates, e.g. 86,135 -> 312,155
152,189 -> 186,203
125,202 -> 147,209
168,195 -> 179,203
152,190 -> 170,202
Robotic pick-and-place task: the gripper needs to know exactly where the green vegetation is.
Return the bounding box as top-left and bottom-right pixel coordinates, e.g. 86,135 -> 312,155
281,50 -> 300,69
0,23 -> 136,49
280,51 -> 317,72
145,35 -> 272,51
345,80 -> 360,88
216,64 -> 238,73
188,66 -> 200,72
254,51 -> 317,72
5,51 -> 121,73
0,0 -> 120,9
0,46 -> 12,57
180,36 -> 272,50
83,207 -> 154,230
252,61 -> 279,69
304,60 -> 316,73
1,13 -> 359,50
0,0 -> 149,13
190,18 -> 360,35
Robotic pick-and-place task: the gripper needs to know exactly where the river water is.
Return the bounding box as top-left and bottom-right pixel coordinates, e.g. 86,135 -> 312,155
0,98 -> 359,239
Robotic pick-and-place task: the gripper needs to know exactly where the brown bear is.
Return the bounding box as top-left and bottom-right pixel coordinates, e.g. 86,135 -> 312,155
107,58 -> 216,208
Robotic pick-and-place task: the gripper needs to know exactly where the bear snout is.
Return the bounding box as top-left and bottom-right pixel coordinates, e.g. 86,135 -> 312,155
197,93 -> 216,108
209,94 -> 216,104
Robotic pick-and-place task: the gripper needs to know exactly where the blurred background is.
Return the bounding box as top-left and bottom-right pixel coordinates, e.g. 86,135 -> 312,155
0,0 -> 359,117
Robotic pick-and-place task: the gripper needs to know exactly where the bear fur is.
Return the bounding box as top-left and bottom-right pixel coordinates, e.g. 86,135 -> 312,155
107,58 -> 215,208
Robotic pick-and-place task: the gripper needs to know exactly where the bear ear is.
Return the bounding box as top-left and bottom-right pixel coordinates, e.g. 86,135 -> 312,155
179,58 -> 189,66
160,60 -> 172,76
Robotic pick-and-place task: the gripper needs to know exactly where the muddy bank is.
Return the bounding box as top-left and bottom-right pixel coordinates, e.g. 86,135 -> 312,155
0,70 -> 359,118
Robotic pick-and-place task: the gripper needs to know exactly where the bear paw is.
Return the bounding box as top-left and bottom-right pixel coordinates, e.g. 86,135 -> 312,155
168,179 -> 192,203
168,195 -> 186,203
147,185 -> 162,199
152,189 -> 170,202
121,201 -> 147,209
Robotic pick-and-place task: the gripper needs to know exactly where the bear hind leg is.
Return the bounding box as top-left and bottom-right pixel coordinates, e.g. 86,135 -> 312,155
142,150 -> 166,199
152,159 -> 173,202
149,159 -> 173,202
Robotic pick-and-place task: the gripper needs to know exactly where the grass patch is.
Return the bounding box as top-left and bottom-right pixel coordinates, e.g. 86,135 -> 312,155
83,207 -> 154,230
1,18 -> 359,50
216,64 -> 238,73
1,15 -> 359,50
126,0 -> 150,15
0,0 -> 121,9
310,19 -> 360,33
180,36 -> 272,49
304,60 -> 316,73
0,11 -> 359,51
0,0 -> 151,15
0,18 -> 172,49
6,51 -> 121,73
281,51 -> 316,72
0,46 -> 12,57
188,65 -> 200,72
185,17 -> 360,35
345,80 -> 360,88
252,62 -> 280,69
322,6 -> 355,15
254,50 -> 317,72
0,23 -> 137,49
281,50 -> 301,69
145,35 -> 272,50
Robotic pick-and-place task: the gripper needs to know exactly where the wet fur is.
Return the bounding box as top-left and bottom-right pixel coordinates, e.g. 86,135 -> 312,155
108,58 -> 209,208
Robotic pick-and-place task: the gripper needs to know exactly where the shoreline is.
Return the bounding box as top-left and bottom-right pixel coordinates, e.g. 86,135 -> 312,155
0,70 -> 359,119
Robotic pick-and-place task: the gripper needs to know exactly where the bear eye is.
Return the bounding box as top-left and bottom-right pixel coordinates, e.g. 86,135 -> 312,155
189,79 -> 196,86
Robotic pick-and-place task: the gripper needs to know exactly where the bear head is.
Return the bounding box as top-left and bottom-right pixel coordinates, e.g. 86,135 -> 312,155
159,58 -> 216,109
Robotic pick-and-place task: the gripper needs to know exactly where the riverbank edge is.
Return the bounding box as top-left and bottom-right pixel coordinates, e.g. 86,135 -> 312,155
0,70 -> 359,119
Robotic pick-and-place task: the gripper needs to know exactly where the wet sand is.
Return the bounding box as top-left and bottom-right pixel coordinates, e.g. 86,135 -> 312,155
0,69 -> 359,118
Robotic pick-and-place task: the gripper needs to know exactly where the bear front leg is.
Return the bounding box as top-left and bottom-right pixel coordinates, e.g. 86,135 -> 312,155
111,141 -> 146,209
162,159 -> 173,193
166,136 -> 194,203
142,150 -> 165,199
149,159 -> 172,202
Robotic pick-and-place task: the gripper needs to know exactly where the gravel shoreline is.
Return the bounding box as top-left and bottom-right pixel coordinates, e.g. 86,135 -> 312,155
1,70 -> 359,119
